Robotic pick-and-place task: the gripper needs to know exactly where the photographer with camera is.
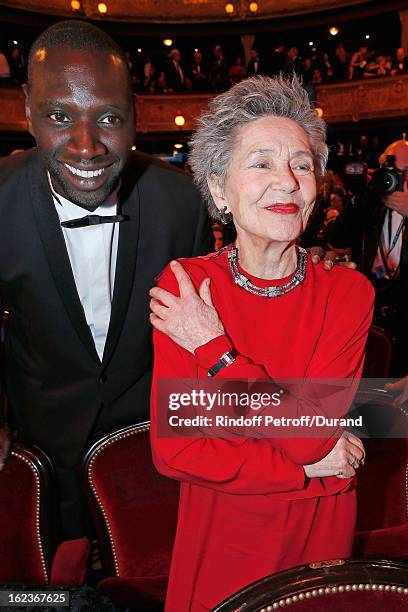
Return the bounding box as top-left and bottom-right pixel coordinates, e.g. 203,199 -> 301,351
331,138 -> 408,376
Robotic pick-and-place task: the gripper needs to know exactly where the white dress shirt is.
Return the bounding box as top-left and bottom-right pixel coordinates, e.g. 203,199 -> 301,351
372,208 -> 404,280
49,176 -> 119,361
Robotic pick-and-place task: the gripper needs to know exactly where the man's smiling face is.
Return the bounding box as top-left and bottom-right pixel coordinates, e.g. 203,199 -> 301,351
24,46 -> 135,211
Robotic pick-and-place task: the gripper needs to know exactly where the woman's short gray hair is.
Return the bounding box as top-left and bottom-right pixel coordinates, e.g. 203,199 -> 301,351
188,74 -> 328,221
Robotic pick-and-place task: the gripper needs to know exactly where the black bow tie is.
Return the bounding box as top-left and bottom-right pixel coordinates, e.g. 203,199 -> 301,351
60,214 -> 129,229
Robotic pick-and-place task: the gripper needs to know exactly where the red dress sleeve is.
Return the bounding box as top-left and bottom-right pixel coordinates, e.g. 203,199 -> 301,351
150,264 -> 306,495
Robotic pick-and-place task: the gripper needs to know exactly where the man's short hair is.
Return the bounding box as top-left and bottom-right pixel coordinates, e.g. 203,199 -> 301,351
28,20 -> 131,86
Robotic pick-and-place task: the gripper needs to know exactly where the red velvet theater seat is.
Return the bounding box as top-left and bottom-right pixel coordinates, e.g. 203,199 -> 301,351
362,325 -> 394,378
81,422 -> 179,611
352,388 -> 408,559
0,442 -> 89,585
211,559 -> 408,612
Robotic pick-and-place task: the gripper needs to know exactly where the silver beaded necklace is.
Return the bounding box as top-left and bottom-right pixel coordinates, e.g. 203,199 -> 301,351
228,245 -> 307,298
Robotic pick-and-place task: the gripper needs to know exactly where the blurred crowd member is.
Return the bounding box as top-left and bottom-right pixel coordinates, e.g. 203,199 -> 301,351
229,55 -> 246,85
9,46 -> 26,83
301,172 -> 347,249
302,57 -> 314,84
363,54 -> 390,78
312,67 -> 323,84
349,44 -> 370,79
155,70 -> 171,93
124,50 -> 133,72
391,47 -> 408,75
314,206 -> 341,251
124,50 -> 140,90
208,44 -> 229,91
269,43 -> 286,75
285,46 -> 303,75
385,55 -> 393,72
144,65 -> 157,93
166,48 -> 187,92
143,55 -> 154,90
320,52 -> 335,80
0,48 -> 11,82
189,50 -> 208,91
332,43 -> 349,80
247,47 -> 262,76
329,189 -> 346,211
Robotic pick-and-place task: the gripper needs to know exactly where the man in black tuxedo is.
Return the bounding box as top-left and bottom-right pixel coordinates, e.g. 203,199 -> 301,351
269,44 -> 286,76
165,48 -> 187,92
0,21 -> 210,538
247,47 -> 263,77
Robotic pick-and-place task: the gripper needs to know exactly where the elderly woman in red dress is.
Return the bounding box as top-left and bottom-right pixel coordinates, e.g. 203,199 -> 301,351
149,75 -> 374,612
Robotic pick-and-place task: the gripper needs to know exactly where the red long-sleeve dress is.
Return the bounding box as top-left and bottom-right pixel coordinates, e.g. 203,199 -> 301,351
150,248 -> 374,612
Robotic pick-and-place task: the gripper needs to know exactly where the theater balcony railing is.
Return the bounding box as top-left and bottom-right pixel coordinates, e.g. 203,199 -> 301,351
1,75 -> 408,134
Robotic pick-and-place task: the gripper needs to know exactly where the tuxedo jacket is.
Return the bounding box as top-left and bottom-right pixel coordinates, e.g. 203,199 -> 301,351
0,149 -> 211,470
165,61 -> 186,91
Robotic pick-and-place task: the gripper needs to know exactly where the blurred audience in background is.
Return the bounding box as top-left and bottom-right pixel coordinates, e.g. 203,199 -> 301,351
0,38 -> 406,93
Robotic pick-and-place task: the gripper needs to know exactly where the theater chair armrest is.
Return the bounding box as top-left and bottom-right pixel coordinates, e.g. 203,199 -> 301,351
50,538 -> 90,586
354,524 -> 408,559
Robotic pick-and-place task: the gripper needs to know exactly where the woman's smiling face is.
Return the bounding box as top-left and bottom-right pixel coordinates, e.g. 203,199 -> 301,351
211,115 -> 317,245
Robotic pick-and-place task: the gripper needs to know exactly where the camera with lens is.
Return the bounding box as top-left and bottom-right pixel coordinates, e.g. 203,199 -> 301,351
369,155 -> 405,195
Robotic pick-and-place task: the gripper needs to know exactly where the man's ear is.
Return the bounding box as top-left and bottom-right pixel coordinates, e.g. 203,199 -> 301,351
22,83 -> 34,137
208,175 -> 230,214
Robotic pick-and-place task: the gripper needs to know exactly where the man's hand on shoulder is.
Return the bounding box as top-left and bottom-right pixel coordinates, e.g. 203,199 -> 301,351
308,246 -> 356,271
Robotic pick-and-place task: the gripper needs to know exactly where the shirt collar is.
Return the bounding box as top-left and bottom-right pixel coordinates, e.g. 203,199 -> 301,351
47,171 -> 120,222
